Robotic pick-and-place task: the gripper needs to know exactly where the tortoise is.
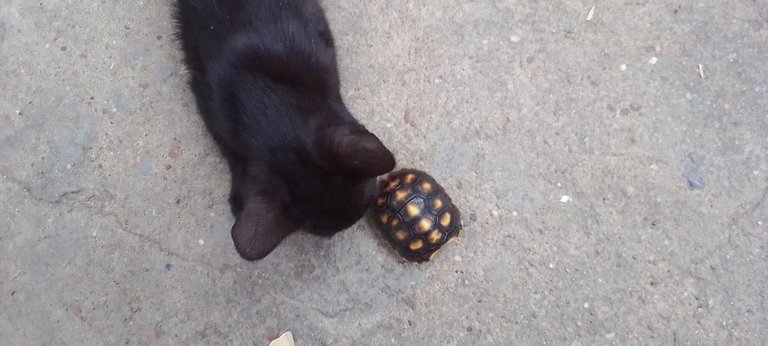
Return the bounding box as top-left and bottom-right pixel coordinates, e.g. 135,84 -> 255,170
371,169 -> 462,262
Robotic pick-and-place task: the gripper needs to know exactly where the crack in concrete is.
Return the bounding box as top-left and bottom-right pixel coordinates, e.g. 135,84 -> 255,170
260,286 -> 354,321
2,171 -> 236,276
96,208 -> 236,276
688,186 -> 768,268
1,172 -> 84,205
747,186 -> 768,216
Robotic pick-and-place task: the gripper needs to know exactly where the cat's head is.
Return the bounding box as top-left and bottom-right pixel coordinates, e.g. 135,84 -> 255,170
302,122 -> 396,234
231,120 -> 395,261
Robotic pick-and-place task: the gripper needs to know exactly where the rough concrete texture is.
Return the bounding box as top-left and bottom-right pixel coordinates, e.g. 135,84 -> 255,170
1,0 -> 767,345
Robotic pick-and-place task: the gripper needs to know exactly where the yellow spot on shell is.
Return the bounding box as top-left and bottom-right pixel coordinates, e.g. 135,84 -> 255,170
406,203 -> 421,218
390,218 -> 400,227
404,174 -> 417,184
394,188 -> 410,202
417,217 -> 434,234
427,230 -> 444,244
433,198 -> 444,210
384,178 -> 400,192
375,196 -> 387,207
440,212 -> 452,227
393,229 -> 409,241
420,181 -> 433,193
379,212 -> 390,224
409,239 -> 425,251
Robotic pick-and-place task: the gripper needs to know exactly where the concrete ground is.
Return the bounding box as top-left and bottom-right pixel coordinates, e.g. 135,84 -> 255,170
1,0 -> 767,345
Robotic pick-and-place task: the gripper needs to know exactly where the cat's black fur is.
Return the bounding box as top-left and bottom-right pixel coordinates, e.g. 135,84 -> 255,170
173,0 -> 396,260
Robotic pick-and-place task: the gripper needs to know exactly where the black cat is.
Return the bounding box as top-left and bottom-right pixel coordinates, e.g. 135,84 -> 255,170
173,0 -> 396,260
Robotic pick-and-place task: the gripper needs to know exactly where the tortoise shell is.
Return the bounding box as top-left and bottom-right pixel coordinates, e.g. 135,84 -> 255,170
371,169 -> 462,262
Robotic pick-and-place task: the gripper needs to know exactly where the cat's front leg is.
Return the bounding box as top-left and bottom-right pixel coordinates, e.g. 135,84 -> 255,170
224,153 -> 246,216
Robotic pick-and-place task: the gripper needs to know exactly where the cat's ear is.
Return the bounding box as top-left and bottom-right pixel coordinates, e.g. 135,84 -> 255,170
321,124 -> 396,177
231,196 -> 298,261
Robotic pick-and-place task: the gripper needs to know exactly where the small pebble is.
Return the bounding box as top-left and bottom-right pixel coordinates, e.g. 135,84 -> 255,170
683,170 -> 705,189
198,239 -> 205,245
165,263 -> 173,271
648,56 -> 658,64
605,332 -> 616,339
509,35 -> 521,43
491,210 -> 500,218
560,195 -> 572,203
619,64 -> 627,71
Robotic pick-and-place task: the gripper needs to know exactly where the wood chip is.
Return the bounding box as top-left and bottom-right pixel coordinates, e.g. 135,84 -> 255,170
269,332 -> 295,346
586,5 -> 596,21
697,64 -> 705,79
